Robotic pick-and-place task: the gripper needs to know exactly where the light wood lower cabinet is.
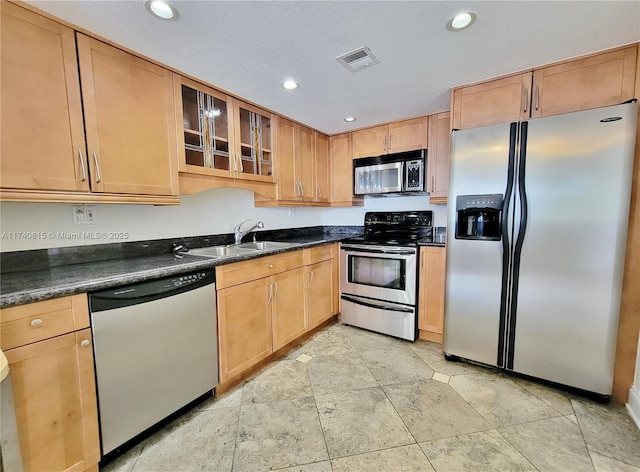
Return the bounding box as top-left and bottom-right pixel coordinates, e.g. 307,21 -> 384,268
272,267 -> 307,350
307,259 -> 335,330
216,244 -> 338,383
217,278 -> 273,381
418,246 -> 447,343
0,295 -> 99,472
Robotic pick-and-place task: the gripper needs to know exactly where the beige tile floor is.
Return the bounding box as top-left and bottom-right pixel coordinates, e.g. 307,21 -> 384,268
103,323 -> 640,472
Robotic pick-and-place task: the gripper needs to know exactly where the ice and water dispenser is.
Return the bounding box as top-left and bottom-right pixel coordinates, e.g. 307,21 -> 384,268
455,194 -> 503,241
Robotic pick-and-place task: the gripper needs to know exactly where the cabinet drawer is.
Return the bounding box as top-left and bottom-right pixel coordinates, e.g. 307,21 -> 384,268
0,294 -> 89,350
304,244 -> 335,265
216,250 -> 304,289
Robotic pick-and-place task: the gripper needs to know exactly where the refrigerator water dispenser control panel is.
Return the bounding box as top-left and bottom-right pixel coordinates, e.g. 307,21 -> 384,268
455,194 -> 503,241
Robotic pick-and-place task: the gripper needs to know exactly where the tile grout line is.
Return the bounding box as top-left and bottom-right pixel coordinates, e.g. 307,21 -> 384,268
229,383 -> 245,472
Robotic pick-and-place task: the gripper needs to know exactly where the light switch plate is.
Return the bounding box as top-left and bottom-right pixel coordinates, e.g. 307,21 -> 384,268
72,205 -> 98,225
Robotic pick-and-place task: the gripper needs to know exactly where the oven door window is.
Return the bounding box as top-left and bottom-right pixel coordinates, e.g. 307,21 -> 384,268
348,255 -> 406,290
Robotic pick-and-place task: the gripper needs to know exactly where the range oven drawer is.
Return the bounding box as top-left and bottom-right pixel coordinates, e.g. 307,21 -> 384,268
340,294 -> 417,341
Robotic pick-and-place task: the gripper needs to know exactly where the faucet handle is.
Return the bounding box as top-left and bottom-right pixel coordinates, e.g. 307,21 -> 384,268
234,219 -> 251,231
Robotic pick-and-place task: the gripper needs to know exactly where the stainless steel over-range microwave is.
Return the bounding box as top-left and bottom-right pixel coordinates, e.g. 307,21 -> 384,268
353,150 -> 427,196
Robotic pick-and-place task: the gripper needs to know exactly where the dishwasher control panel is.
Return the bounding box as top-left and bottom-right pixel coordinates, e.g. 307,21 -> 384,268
90,269 -> 215,312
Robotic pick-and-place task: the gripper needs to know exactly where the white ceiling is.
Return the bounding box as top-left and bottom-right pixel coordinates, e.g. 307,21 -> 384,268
27,1 -> 640,135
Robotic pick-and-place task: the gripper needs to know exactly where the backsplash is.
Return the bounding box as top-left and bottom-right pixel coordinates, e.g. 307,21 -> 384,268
0,188 -> 446,252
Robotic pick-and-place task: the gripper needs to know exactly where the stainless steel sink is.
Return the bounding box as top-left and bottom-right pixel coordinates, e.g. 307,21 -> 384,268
188,245 -> 255,257
237,241 -> 299,250
186,241 -> 299,258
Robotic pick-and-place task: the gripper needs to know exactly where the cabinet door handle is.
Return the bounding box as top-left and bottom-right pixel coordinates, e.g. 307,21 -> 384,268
236,153 -> 243,174
273,281 -> 278,300
317,184 -> 321,199
93,152 -> 102,183
534,86 -> 540,111
523,87 -> 529,113
269,263 -> 274,268
431,175 -> 435,194
388,135 -> 392,151
30,318 -> 43,327
383,136 -> 387,151
78,149 -> 87,182
267,283 -> 273,304
299,182 -> 304,196
295,181 -> 299,196
80,339 -> 91,348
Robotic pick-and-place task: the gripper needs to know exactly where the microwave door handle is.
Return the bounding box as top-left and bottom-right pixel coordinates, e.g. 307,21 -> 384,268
341,295 -> 414,313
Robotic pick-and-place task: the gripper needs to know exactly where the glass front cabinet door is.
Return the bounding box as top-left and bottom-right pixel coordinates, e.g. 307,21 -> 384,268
175,75 -> 274,183
234,101 -> 274,182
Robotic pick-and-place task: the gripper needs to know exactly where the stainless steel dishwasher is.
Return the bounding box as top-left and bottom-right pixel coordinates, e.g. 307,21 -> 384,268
89,269 -> 217,457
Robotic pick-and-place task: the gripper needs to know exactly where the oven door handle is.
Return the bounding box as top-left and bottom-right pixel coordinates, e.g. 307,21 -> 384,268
341,295 -> 414,313
340,245 -> 416,255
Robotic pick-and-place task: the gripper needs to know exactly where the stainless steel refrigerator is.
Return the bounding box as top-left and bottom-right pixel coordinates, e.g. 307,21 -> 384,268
444,102 -> 638,398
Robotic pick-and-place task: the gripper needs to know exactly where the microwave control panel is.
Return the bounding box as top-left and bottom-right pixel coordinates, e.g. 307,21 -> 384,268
404,160 -> 424,191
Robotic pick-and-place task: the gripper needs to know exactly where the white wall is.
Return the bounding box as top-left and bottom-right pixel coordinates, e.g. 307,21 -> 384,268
0,190 -> 447,252
322,195 -> 448,227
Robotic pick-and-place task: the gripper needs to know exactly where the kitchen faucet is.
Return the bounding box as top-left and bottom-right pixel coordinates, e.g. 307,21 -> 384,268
234,219 -> 264,244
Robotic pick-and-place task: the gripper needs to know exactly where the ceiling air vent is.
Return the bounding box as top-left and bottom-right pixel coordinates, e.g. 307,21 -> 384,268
336,46 -> 380,72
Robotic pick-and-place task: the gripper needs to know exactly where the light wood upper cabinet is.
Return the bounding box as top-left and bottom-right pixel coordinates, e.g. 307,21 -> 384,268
353,117 -> 428,158
418,246 -> 447,343
1,295 -> 99,472
451,73 -> 533,130
274,118 -> 315,202
530,46 -> 637,118
272,267 -> 307,350
330,133 -> 358,203
295,125 -> 316,202
1,5 -> 179,202
234,101 -> 275,182
275,117 -> 298,200
315,133 -> 331,203
174,76 -> 235,178
0,2 -> 87,192
452,45 -> 638,130
78,34 -> 178,196
427,112 -> 450,204
353,124 -> 388,158
174,74 -> 275,197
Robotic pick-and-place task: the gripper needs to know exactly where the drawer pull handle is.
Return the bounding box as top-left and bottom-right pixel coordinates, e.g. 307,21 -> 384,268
30,318 -> 43,327
81,339 -> 91,348
269,264 -> 274,268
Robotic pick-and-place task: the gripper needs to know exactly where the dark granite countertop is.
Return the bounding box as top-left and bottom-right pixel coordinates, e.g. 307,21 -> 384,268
0,228 -> 361,309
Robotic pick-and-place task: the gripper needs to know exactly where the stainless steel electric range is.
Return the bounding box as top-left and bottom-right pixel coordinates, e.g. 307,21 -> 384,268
340,211 -> 433,341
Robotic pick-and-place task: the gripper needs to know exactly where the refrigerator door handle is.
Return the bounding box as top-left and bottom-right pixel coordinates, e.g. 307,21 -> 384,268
506,121 -> 530,370
497,122 -> 518,368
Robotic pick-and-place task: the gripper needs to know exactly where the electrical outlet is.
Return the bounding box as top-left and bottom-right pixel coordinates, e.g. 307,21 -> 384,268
72,205 -> 98,225
289,207 -> 297,218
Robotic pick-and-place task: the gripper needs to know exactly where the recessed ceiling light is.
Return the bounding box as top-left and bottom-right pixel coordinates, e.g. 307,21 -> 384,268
282,80 -> 299,90
145,0 -> 178,20
447,11 -> 476,31
344,116 -> 356,122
